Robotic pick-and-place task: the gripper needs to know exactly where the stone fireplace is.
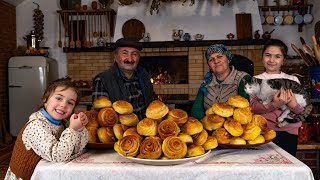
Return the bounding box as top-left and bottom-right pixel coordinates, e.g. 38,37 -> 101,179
66,41 -> 265,102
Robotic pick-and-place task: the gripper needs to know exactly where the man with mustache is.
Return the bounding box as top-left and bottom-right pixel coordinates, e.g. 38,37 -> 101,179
92,38 -> 157,120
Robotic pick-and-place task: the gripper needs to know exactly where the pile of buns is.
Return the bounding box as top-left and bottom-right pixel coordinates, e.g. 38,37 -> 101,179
203,95 -> 276,146
114,100 -> 218,160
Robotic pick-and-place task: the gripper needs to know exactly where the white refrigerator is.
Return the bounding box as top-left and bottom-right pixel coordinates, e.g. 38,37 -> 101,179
8,56 -> 58,136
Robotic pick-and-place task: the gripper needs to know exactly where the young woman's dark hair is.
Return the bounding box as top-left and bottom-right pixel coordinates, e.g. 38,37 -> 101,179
262,39 -> 288,58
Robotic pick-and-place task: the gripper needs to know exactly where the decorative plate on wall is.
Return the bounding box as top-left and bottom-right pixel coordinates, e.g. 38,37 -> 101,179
122,19 -> 145,41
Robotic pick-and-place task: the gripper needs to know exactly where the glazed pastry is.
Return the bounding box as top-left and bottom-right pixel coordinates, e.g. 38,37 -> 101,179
119,113 -> 139,127
86,126 -> 98,143
93,96 -> 112,109
186,145 -> 205,157
211,103 -> 234,117
192,129 -> 208,146
252,114 -> 268,132
247,135 -> 265,145
241,123 -> 261,141
233,107 -> 253,125
202,135 -> 218,150
138,136 -> 162,159
212,128 -> 233,144
182,117 -> 203,135
137,118 -> 158,136
113,123 -> 125,140
112,100 -> 133,115
166,108 -> 188,126
118,135 -> 140,157
98,107 -> 118,127
162,136 -> 187,159
205,107 -> 214,116
158,119 -> 180,140
97,127 -> 116,143
229,137 -> 246,145
85,109 -> 99,128
202,114 -> 225,131
224,119 -> 243,137
261,128 -> 276,141
177,133 -> 193,144
146,100 -> 169,119
228,95 -> 250,108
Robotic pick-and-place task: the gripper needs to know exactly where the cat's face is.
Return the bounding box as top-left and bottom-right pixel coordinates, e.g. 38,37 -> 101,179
244,78 -> 261,95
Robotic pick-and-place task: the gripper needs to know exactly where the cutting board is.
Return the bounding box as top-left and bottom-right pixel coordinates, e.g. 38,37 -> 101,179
122,19 -> 145,41
236,13 -> 252,39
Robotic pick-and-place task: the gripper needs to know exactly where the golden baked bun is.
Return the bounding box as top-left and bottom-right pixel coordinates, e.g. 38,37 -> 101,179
85,110 -> 99,128
97,127 -> 116,143
192,129 -> 208,146
241,123 -> 261,141
202,114 -> 225,131
186,145 -> 205,157
262,128 -> 276,141
182,117 -> 203,135
113,124 -> 125,140
247,135 -> 265,145
93,96 -> 112,109
162,136 -> 187,159
224,119 -> 243,137
205,107 -> 214,116
212,103 -> 234,117
158,119 -> 180,140
86,126 -> 98,143
112,100 -> 133,115
137,118 -> 158,136
177,133 -> 193,144
146,100 -> 169,119
123,127 -> 140,137
233,107 -> 253,125
212,128 -> 233,144
166,108 -> 188,126
228,95 -> 250,108
98,107 -> 118,127
139,136 -> 162,159
202,136 -> 218,150
119,113 -> 139,127
252,114 -> 268,132
229,137 -> 246,145
118,135 -> 140,157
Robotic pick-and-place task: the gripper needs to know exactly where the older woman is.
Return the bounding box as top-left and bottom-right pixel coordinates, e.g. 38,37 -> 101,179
191,44 -> 251,120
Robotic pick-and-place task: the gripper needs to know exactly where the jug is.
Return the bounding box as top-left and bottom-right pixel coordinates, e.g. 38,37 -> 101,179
172,29 -> 183,41
262,29 -> 275,40
142,32 -> 151,42
24,30 -> 40,49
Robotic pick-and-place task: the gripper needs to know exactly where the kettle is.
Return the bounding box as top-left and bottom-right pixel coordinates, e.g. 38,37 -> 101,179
262,29 -> 275,40
24,30 -> 40,49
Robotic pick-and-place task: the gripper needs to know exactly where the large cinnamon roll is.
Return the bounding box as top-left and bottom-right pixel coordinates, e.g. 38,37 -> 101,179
86,126 -> 98,143
138,136 -> 162,159
118,135 -> 140,157
97,127 -> 116,143
123,127 -> 143,142
192,129 -> 208,146
162,136 -> 187,159
182,117 -> 203,135
158,119 -> 180,140
98,107 -> 118,127
146,100 -> 169,119
166,108 -> 188,126
202,114 -> 225,131
137,118 -> 158,136
85,109 -> 99,128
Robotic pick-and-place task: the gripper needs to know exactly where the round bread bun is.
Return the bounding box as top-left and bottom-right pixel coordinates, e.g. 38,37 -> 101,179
93,96 -> 112,109
85,110 -> 99,128
205,107 -> 214,116
123,127 -> 143,142
182,117 -> 203,135
202,136 -> 218,150
262,128 -> 276,141
252,114 -> 268,132
212,128 -> 233,144
241,123 -> 261,141
137,118 -> 158,136
202,114 -> 225,131
224,119 -> 243,137
229,137 -> 246,145
86,126 -> 98,143
98,107 -> 118,127
211,103 -> 234,117
247,135 -> 265,145
113,124 -> 125,140
233,107 -> 253,125
97,127 -> 116,143
166,108 -> 188,126
146,100 -> 169,119
186,145 -> 205,157
177,133 -> 193,144
228,95 -> 250,108
112,100 -> 133,115
192,129 -> 208,146
119,113 -> 139,127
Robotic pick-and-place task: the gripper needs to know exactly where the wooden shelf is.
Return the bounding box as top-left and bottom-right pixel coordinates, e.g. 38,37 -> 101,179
298,140 -> 320,150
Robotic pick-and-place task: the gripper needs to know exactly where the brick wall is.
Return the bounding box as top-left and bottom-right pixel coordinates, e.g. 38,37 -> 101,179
296,150 -> 320,173
67,45 -> 264,100
0,0 -> 16,144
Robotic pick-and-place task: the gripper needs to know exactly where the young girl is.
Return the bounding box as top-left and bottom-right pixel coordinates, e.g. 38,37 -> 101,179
5,78 -> 89,180
250,39 -> 304,156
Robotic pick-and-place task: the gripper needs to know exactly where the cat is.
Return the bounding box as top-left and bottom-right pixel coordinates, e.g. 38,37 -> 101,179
244,77 -> 313,127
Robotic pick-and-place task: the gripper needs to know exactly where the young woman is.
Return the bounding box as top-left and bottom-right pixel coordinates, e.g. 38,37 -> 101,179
5,78 -> 89,180
250,39 -> 304,156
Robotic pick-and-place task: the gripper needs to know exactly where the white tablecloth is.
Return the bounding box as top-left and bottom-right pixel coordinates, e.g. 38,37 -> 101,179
31,142 -> 314,180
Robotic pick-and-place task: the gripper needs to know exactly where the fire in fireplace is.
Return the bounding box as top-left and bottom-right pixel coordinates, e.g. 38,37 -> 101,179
139,56 -> 188,85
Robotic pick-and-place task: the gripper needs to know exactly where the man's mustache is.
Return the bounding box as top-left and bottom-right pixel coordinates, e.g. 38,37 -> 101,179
124,60 -> 134,64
